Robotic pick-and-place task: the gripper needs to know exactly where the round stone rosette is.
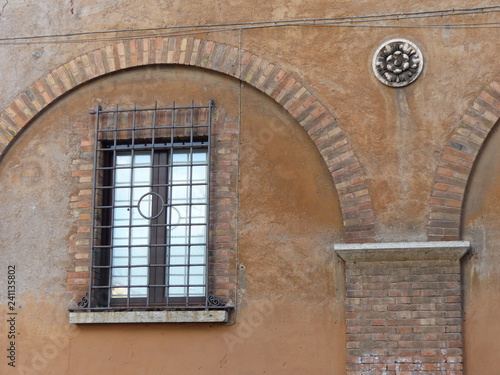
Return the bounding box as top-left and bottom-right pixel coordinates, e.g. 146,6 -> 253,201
372,39 -> 423,87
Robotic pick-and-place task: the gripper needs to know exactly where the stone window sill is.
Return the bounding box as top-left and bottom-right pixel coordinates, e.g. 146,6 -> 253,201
69,309 -> 230,324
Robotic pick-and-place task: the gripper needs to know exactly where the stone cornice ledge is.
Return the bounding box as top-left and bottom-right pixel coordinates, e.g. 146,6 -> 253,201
69,309 -> 229,324
334,241 -> 471,263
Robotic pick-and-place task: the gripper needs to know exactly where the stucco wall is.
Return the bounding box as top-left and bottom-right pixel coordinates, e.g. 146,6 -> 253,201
0,66 -> 345,374
1,1 -> 498,241
1,1 -> 499,373
462,119 -> 500,375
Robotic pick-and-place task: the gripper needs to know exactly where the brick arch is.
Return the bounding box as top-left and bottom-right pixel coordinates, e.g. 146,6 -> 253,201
428,77 -> 500,241
0,36 -> 374,242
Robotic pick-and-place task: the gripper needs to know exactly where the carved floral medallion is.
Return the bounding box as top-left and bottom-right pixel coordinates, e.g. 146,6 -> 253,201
372,39 -> 423,87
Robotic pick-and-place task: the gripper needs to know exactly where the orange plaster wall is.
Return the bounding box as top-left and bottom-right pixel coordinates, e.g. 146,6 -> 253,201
0,66 -> 345,374
1,1 -> 499,242
462,120 -> 500,375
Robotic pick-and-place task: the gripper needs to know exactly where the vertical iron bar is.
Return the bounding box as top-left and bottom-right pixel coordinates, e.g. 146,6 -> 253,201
146,103 -> 157,308
108,104 -> 119,309
205,99 -> 214,305
89,105 -> 102,309
165,101 -> 176,305
170,101 -> 175,148
126,104 -> 138,307
152,101 -> 157,146
185,101 -> 195,305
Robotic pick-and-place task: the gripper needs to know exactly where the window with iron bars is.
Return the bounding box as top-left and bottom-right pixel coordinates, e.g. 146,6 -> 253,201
87,101 -> 220,309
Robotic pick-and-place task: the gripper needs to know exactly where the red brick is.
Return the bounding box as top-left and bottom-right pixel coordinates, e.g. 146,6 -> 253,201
345,260 -> 463,370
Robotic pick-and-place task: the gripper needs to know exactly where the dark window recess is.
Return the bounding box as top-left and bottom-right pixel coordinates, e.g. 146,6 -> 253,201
83,100 -> 223,310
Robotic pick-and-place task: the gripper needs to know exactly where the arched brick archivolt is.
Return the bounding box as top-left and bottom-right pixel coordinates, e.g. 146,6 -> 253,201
0,36 -> 374,242
428,77 -> 500,241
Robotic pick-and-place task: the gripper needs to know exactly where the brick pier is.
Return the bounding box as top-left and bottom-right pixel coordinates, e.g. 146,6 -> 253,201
335,242 -> 470,375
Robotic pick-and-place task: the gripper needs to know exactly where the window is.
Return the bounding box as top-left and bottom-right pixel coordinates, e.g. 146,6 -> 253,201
88,101 -> 217,309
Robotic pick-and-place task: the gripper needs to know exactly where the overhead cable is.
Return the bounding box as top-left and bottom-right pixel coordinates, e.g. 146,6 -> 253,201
0,5 -> 498,45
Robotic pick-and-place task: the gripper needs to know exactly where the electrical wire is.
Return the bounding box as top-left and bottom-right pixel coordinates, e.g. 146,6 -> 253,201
0,21 -> 499,46
0,5 -> 498,45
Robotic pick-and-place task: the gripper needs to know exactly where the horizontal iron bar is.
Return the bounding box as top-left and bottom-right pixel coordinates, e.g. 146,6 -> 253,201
70,305 -> 234,312
92,263 -> 207,269
97,124 -> 210,131
91,103 -> 213,114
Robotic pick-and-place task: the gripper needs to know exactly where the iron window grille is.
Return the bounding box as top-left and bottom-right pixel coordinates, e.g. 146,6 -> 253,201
85,100 -> 222,310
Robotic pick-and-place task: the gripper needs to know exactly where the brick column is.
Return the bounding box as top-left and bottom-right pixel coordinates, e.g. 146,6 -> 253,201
335,242 -> 470,375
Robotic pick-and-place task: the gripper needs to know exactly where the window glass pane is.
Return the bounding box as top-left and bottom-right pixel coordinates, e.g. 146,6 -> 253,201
137,197 -> 152,218
192,150 -> 207,164
190,256 -> 205,267
189,263 -> 206,296
169,266 -> 188,296
169,287 -> 185,297
113,238 -> 129,246
116,154 -> 132,166
112,247 -> 128,257
170,256 -> 188,265
132,187 -> 150,204
112,268 -> 128,277
114,207 -> 129,221
190,246 -> 205,257
111,266 -> 129,297
173,205 -> 189,223
172,151 -> 189,164
191,186 -> 207,202
170,246 -> 188,265
172,185 -> 189,201
189,266 -> 205,286
111,288 -> 128,298
133,167 -> 151,184
165,148 -> 208,298
129,288 -> 147,297
191,225 -> 207,243
191,205 -> 207,224
98,146 -> 210,302
170,225 -> 189,245
131,247 -> 148,265
114,187 -> 131,203
171,166 -> 188,183
115,168 -> 131,184
130,264 -> 148,298
130,267 -> 148,276
130,226 -> 149,245
111,150 -> 151,299
189,286 -> 205,296
192,165 -> 207,183
113,227 -> 129,241
189,266 -> 205,277
113,257 -> 129,266
134,153 -> 151,166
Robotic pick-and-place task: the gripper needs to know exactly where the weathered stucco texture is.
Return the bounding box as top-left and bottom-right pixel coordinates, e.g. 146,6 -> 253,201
462,119 -> 500,375
0,0 -> 500,373
0,67 -> 345,374
0,1 -> 498,241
